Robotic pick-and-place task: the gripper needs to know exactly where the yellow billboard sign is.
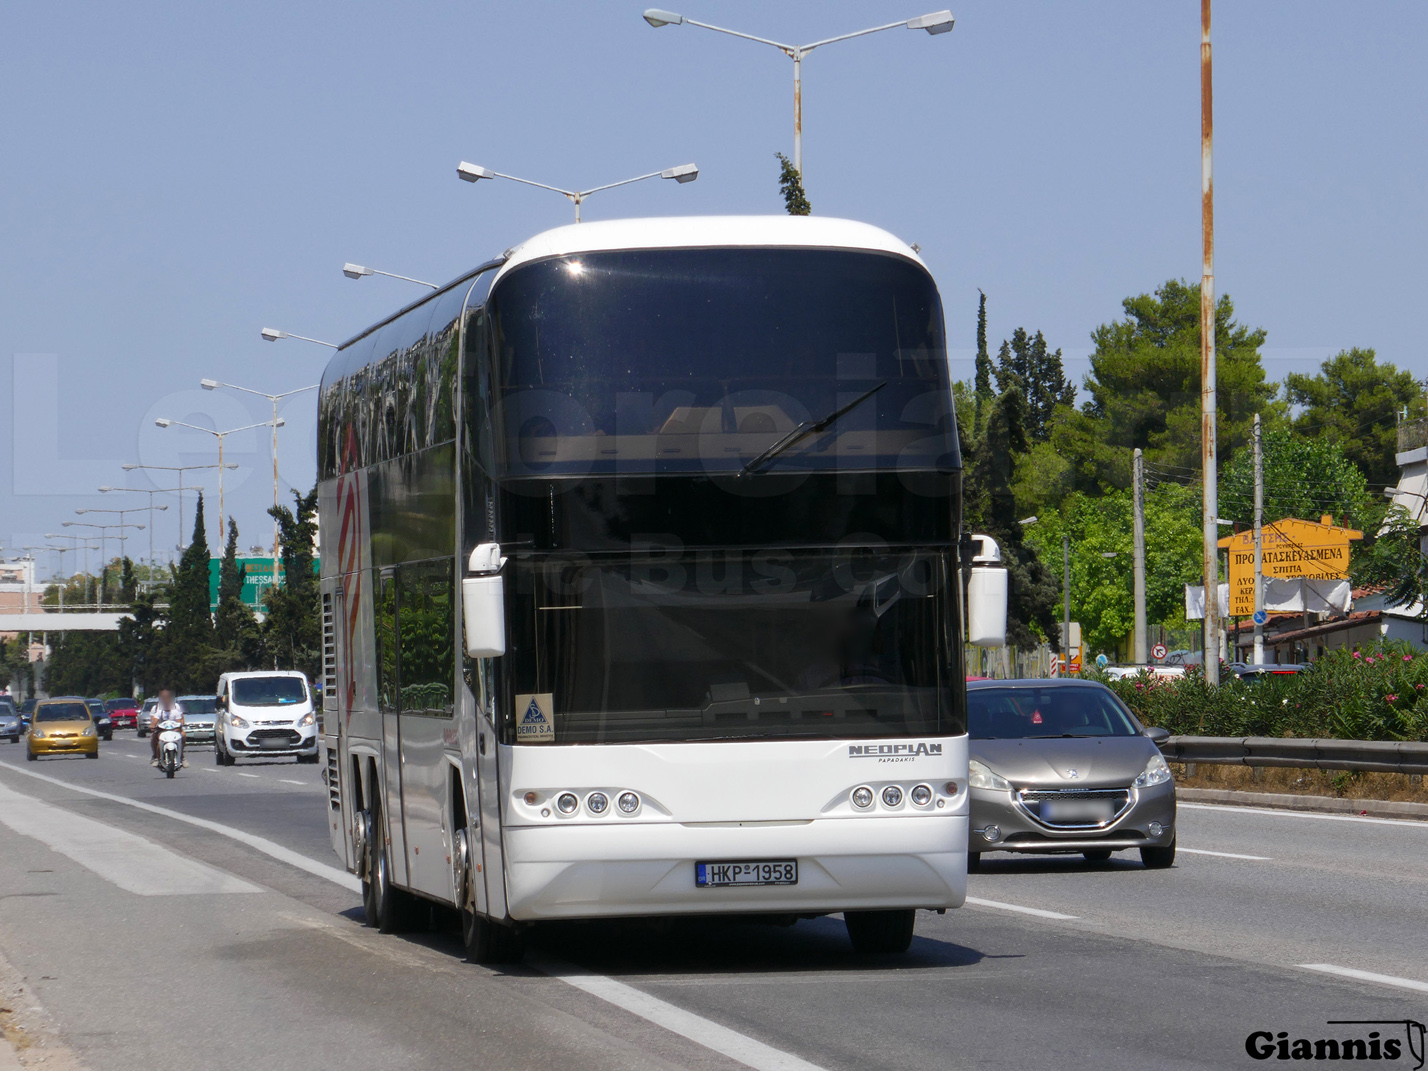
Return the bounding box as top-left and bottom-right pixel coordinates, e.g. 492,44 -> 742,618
1220,516 -> 1362,617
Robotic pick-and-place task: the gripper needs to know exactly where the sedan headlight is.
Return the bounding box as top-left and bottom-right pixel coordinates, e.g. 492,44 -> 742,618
968,759 -> 1010,791
1134,753 -> 1173,788
298,712 -> 316,727
228,714 -> 250,730
82,726 -> 96,737
31,730 -> 45,739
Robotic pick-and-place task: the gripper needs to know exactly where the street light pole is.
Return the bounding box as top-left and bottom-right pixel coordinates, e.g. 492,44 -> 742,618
123,462 -> 236,561
154,417 -> 282,536
643,8 -> 953,178
1200,0 -> 1220,685
200,380 -> 317,581
456,161 -> 698,223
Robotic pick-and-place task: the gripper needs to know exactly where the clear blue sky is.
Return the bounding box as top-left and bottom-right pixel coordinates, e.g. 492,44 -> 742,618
3,1 -> 1425,573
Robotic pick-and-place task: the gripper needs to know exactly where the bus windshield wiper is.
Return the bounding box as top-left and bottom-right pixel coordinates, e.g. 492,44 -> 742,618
740,381 -> 886,476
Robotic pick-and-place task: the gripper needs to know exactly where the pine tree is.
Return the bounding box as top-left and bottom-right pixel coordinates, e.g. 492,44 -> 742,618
973,290 -> 993,435
263,486 -> 321,681
214,518 -> 261,665
775,153 -> 811,216
992,327 -> 1074,442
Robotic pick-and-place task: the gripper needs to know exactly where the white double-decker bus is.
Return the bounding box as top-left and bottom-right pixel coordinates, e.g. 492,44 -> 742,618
318,216 -> 1005,962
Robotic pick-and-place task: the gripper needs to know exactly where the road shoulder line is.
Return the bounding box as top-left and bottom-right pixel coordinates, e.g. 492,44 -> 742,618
964,896 -> 1078,921
1298,963 -> 1428,994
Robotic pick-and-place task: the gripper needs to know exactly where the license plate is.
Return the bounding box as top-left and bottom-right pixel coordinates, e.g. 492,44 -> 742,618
695,860 -> 797,888
1041,799 -> 1116,824
259,737 -> 290,749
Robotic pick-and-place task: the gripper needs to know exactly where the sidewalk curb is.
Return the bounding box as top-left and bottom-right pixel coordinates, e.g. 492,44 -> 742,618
1179,786 -> 1428,821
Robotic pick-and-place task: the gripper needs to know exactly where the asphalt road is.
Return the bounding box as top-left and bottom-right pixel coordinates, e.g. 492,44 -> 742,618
0,732 -> 1424,1071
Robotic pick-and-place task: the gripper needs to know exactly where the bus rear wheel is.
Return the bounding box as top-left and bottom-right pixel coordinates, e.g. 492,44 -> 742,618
844,909 -> 916,954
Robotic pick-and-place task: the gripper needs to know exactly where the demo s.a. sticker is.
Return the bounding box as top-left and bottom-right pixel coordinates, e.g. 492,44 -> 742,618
515,693 -> 555,743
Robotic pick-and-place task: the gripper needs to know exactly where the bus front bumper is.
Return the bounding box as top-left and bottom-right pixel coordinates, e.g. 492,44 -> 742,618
501,814 -> 968,920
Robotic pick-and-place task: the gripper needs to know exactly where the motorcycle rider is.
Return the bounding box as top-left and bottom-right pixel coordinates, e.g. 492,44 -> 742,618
149,688 -> 186,767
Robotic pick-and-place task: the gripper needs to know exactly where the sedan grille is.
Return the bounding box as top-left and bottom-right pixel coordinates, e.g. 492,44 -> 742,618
1016,787 -> 1132,829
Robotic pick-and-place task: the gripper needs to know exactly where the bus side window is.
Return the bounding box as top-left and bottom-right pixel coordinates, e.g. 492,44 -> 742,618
376,570 -> 399,715
396,560 -> 455,718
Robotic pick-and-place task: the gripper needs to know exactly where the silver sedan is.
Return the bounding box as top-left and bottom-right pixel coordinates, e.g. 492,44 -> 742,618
966,679 -> 1176,869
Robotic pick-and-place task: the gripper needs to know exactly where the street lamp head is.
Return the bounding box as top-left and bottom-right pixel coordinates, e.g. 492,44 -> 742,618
98,486 -> 115,493
643,9 -> 684,27
155,418 -> 172,428
343,263 -> 373,279
156,505 -> 169,511
200,378 -> 221,391
660,163 -> 699,184
1018,516 -> 1039,526
907,10 -> 955,34
61,522 -> 75,528
456,162 -> 497,183
75,508 -> 90,515
274,418 -> 287,428
122,463 -> 138,471
261,328 -> 286,342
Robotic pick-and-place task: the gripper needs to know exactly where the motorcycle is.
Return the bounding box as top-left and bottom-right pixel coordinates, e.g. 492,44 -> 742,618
156,719 -> 184,779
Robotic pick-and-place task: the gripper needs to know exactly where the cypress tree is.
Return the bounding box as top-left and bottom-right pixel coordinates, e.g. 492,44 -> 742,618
162,493 -> 215,691
973,290 -> 993,435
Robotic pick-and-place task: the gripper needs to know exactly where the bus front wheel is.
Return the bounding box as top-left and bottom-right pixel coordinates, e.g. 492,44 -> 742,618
844,909 -> 915,954
462,909 -> 526,965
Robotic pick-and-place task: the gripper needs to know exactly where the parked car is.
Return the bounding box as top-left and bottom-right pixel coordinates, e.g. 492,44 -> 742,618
19,698 -> 37,729
0,699 -> 21,743
1103,664 -> 1187,682
966,679 -> 1177,870
105,697 -> 139,731
136,698 -> 159,737
84,699 -> 113,741
176,695 -> 219,744
1233,664 -> 1305,684
27,698 -> 99,760
214,671 -> 319,765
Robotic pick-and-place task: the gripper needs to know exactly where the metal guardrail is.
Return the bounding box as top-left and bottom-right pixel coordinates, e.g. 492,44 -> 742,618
1161,736 -> 1428,776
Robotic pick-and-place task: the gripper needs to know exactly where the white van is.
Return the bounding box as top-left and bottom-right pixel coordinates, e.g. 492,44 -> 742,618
214,670 -> 319,765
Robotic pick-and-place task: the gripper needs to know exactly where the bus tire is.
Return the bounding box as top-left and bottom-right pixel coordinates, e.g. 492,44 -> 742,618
844,909 -> 916,954
463,910 -> 526,965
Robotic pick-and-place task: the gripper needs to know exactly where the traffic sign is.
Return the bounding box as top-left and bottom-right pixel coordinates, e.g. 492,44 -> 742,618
1095,654 -> 1108,668
1252,610 -> 1267,625
1151,643 -> 1168,661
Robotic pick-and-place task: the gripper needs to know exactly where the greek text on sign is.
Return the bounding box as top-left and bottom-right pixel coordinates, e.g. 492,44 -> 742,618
1220,516 -> 1362,617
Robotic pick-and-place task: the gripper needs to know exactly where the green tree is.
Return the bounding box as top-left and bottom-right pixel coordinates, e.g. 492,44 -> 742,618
1220,427 -> 1371,530
963,386 -> 1062,649
1284,348 -> 1424,490
994,327 -> 1074,443
1355,505 -> 1428,618
775,152 -> 811,216
1054,280 -> 1278,491
973,290 -> 993,435
263,486 -> 321,681
214,518 -> 263,669
158,494 -> 216,693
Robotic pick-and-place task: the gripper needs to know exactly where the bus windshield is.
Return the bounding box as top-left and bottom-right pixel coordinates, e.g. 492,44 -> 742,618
485,248 -> 954,476
506,548 -> 960,744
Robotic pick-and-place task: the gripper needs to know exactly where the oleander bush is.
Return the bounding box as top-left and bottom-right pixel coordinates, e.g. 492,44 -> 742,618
1097,642 -> 1428,742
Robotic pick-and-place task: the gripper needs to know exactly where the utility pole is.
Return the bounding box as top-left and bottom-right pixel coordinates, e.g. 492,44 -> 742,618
1199,0 -> 1220,685
1063,533 -> 1072,675
1133,448 -> 1147,663
1253,413 -> 1264,665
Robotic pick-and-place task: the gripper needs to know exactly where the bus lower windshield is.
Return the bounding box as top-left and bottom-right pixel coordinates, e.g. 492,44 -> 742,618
505,548 -> 960,744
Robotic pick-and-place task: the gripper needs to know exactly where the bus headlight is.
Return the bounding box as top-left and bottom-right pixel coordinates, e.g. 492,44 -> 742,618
910,784 -> 932,806
968,760 -> 1010,790
851,786 -> 874,809
1134,754 -> 1173,787
617,792 -> 640,814
556,793 -> 578,814
587,792 -> 609,815
881,785 -> 903,807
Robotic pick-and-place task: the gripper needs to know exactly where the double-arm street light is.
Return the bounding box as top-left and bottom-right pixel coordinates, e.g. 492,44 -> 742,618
154,418 -> 282,534
342,263 -> 438,289
456,161 -> 699,223
61,521 -> 145,607
45,534 -> 101,609
642,8 -> 954,177
122,462 -> 237,557
201,379 -> 318,576
261,328 -> 338,348
98,486 -> 183,578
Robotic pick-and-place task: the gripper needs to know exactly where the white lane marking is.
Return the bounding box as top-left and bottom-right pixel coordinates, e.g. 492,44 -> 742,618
533,955 -> 829,1071
964,896 -> 1079,921
237,773 -> 259,779
1181,802 -> 1428,830
1179,847 -> 1272,861
279,779 -> 305,786
1298,963 -> 1428,994
0,761 -> 833,1071
0,760 -> 360,892
0,780 -> 258,895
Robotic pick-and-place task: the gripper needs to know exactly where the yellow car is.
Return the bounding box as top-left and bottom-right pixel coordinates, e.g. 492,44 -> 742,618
27,698 -> 100,760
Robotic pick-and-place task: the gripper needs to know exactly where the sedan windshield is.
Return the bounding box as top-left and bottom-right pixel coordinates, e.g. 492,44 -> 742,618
232,678 -> 307,706
36,704 -> 91,722
969,687 -> 1141,739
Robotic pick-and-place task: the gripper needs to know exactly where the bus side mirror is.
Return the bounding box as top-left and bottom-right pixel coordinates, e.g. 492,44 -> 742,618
463,542 -> 508,658
965,533 -> 1008,648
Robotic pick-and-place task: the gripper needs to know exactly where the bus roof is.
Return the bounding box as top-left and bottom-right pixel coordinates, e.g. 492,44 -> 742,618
492,215 -> 925,286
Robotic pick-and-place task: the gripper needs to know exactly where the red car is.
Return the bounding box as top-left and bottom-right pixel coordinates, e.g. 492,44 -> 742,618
105,699 -> 139,731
